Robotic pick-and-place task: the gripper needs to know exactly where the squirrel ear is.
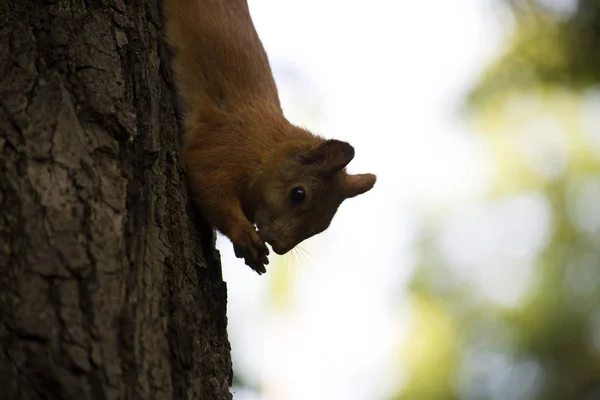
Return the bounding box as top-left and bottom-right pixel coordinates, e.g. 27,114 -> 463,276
298,140 -> 355,177
343,173 -> 376,198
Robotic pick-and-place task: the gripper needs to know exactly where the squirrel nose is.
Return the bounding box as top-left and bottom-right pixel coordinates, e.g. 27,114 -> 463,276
268,240 -> 286,255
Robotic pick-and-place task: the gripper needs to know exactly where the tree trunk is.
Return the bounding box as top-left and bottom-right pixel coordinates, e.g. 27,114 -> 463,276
0,0 -> 233,399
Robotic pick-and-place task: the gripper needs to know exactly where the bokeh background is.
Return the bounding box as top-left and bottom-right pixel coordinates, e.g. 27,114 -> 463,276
218,0 -> 600,399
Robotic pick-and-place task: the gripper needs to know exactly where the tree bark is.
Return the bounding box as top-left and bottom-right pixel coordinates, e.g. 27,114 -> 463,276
0,0 -> 233,399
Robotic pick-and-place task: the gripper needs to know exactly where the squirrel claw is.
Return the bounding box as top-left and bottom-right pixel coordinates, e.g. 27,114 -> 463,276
231,226 -> 269,274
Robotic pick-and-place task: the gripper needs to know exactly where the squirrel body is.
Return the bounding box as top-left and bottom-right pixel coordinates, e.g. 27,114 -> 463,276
165,0 -> 376,273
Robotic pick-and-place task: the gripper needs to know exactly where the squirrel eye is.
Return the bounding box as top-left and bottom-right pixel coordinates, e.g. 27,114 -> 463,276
290,186 -> 306,207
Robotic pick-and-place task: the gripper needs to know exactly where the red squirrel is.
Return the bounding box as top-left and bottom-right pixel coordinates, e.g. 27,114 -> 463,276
164,0 -> 376,274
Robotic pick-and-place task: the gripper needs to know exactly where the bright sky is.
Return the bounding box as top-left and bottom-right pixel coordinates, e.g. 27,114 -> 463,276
219,1 -> 505,399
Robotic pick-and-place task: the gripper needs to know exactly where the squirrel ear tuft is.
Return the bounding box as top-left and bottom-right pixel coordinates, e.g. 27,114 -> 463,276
298,140 -> 355,177
343,173 -> 376,198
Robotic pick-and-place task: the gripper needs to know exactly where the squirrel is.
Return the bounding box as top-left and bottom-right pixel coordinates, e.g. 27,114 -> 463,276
164,0 -> 376,274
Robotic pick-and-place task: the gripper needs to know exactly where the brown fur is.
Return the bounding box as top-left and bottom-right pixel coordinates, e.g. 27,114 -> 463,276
164,0 -> 376,274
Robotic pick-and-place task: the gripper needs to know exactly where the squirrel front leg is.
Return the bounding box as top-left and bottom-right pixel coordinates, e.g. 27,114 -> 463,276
187,173 -> 270,274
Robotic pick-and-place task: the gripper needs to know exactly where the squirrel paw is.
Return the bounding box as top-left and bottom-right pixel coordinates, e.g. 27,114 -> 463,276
231,226 -> 270,274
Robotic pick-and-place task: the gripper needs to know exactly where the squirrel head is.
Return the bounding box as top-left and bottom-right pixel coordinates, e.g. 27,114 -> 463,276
248,138 -> 376,255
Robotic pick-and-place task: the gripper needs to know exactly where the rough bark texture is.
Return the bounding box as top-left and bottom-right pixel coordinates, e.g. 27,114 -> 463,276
0,0 -> 233,399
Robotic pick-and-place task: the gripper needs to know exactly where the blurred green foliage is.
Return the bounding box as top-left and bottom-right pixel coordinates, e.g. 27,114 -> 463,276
468,0 -> 600,109
397,1 -> 600,399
